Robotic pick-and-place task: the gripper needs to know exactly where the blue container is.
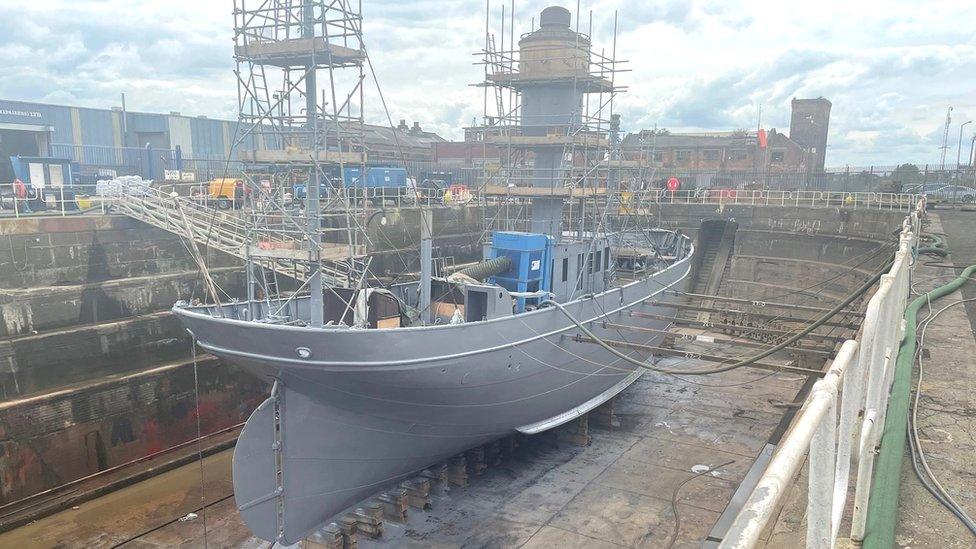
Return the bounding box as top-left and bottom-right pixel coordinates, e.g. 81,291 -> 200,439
10,156 -> 74,187
294,167 -> 408,199
342,167 -> 407,189
488,231 -> 553,312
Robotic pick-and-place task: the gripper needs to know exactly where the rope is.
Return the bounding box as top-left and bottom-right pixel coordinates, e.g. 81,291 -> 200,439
542,254 -> 890,376
191,339 -> 209,549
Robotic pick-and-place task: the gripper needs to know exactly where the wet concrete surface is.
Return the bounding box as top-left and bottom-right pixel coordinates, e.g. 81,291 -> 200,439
0,450 -> 241,548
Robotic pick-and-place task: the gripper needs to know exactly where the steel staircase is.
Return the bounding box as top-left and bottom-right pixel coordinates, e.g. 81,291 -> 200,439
109,183 -> 361,288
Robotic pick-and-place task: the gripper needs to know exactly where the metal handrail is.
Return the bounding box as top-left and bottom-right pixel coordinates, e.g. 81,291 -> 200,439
107,181 -> 354,286
719,198 -> 924,548
616,189 -> 919,211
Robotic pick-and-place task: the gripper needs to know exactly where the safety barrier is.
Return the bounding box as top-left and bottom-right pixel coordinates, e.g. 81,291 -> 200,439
719,199 -> 924,548
3,185 -> 104,218
624,189 -> 919,211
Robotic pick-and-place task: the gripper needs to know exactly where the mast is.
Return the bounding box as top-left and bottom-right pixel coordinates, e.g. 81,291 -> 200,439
419,207 -> 433,325
304,2 -> 324,327
233,0 -> 368,325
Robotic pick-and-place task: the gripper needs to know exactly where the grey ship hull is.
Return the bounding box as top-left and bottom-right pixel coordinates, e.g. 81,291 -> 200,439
173,250 -> 692,544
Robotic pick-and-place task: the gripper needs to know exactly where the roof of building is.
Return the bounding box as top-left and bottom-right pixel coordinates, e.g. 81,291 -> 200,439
362,123 -> 445,150
621,128 -> 801,150
2,98 -> 447,152
622,131 -> 754,149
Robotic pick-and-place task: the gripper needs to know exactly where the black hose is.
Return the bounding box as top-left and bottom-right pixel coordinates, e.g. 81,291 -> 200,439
544,250 -> 896,376
454,256 -> 512,281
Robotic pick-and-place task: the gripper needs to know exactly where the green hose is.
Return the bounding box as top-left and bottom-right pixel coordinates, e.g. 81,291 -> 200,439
862,239 -> 976,547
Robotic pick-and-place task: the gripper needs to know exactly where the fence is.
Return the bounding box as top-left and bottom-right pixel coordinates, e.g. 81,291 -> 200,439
51,143 -> 242,185
2,184 -> 103,218
36,143 -> 976,200
719,198 -> 923,548
625,164 -> 976,194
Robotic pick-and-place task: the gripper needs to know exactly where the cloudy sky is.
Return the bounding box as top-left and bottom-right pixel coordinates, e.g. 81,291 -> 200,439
1,0 -> 974,167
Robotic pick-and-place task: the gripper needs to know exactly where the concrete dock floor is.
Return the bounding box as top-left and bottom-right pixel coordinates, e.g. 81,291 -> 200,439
358,362 -> 805,549
893,211 -> 976,548
0,354 -> 808,548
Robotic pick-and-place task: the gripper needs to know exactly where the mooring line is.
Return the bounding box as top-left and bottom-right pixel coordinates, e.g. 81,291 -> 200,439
192,338 -> 209,549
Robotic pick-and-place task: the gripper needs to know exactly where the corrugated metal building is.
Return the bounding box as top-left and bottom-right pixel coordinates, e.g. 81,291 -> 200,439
0,99 -> 446,182
0,98 -> 234,158
0,99 -> 238,183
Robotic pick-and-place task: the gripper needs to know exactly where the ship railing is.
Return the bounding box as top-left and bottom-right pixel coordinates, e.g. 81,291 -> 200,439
718,199 -> 923,548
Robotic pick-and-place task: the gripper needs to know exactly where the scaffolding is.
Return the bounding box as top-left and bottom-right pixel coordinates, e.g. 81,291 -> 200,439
474,2 -> 628,236
233,0 -> 371,323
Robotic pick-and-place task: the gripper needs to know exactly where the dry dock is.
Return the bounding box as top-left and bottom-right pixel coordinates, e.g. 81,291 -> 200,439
3,203 -> 974,548
0,353 -> 808,548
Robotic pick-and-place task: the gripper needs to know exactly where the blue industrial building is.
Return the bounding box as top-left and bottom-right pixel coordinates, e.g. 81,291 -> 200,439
0,98 -> 238,183
0,99 -> 447,186
0,98 -> 235,156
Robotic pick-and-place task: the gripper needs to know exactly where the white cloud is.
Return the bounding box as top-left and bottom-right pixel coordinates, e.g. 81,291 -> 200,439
1,0 -> 974,166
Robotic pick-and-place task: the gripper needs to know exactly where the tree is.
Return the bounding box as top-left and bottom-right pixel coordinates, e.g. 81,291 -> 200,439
891,163 -> 922,189
853,170 -> 882,191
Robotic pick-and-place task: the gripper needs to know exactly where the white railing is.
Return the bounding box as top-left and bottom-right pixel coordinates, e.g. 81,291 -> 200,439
621,189 -> 919,211
719,199 -> 924,548
5,185 -> 101,218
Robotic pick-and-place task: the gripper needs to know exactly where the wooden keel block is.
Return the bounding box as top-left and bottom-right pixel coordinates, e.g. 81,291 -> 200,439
466,446 -> 487,476
304,522 -> 344,549
447,455 -> 469,487
557,414 -> 592,446
337,516 -> 359,549
500,435 -> 520,458
486,440 -> 503,467
591,398 -> 621,428
352,506 -> 383,539
400,478 -> 433,510
420,464 -> 450,494
377,489 -> 408,522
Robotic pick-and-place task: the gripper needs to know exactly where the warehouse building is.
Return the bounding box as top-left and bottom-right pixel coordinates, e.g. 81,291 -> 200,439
0,99 -> 445,183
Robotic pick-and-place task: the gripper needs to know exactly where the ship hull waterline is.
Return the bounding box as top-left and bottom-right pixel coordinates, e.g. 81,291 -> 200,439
173,251 -> 692,544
